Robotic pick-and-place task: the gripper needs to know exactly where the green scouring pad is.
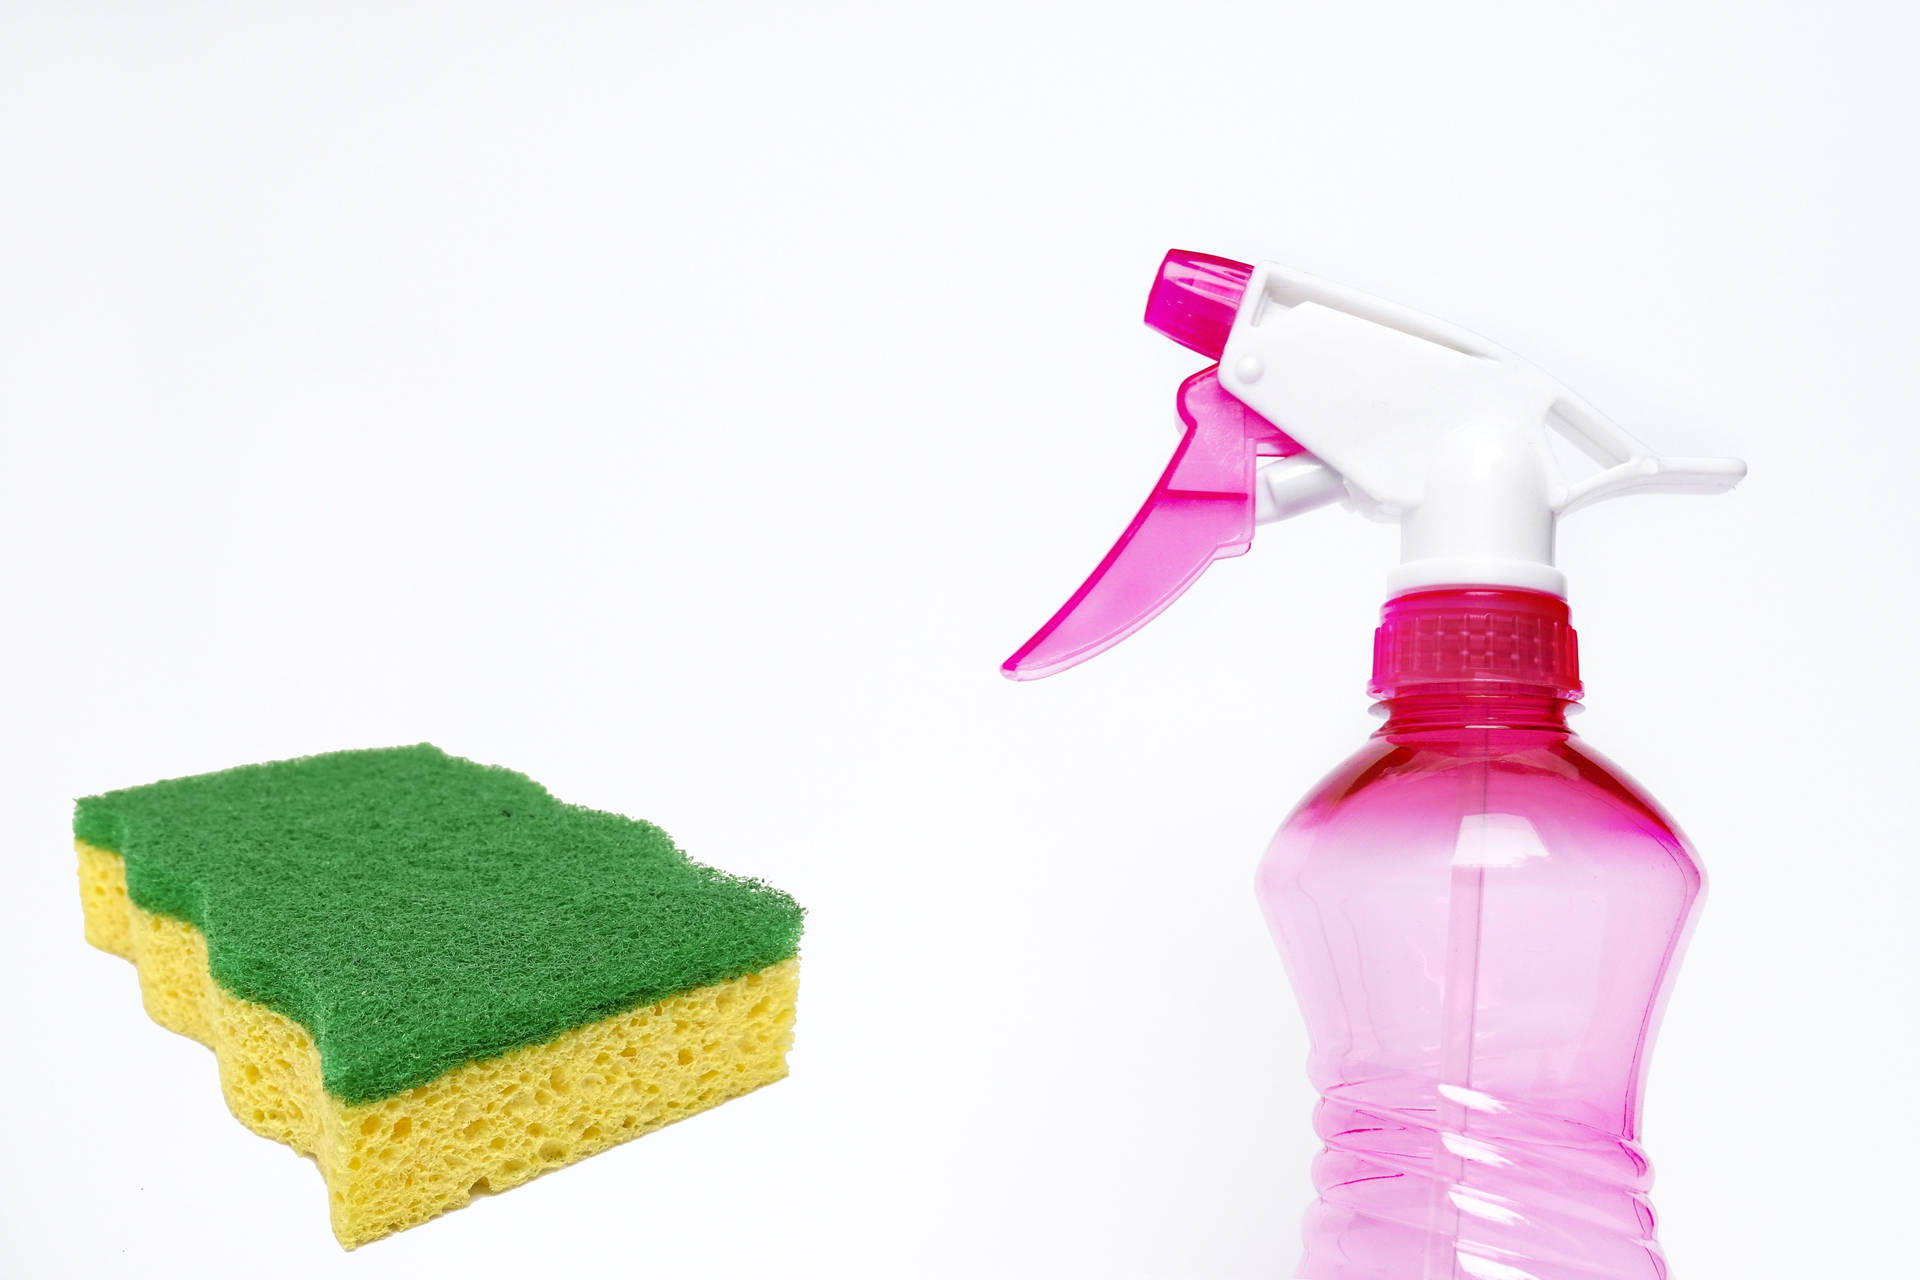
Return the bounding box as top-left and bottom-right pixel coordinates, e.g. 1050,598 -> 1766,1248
75,743 -> 804,1245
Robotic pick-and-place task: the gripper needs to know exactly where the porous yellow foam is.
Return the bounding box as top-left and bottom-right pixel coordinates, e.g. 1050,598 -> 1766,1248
76,840 -> 799,1247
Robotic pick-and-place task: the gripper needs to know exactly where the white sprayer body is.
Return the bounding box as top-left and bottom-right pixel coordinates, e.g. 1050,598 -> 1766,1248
1216,263 -> 1745,596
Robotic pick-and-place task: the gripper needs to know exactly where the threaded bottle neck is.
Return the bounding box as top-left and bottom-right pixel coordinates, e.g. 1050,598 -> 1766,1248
1377,690 -> 1574,734
1370,588 -> 1582,702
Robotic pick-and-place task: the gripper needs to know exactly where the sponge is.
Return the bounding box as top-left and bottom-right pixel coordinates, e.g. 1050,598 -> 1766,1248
73,745 -> 803,1247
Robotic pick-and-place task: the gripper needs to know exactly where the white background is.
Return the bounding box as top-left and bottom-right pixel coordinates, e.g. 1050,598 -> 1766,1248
3,2 -> 1915,1276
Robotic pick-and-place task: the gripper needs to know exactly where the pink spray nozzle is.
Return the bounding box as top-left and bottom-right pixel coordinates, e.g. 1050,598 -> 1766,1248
1144,250 -> 1254,358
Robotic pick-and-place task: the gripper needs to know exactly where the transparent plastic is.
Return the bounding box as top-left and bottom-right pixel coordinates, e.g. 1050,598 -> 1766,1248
1000,368 -> 1300,680
1258,628 -> 1702,1278
1143,248 -> 1254,359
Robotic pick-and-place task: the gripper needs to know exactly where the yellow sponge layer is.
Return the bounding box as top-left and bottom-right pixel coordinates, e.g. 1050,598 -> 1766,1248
76,840 -> 799,1248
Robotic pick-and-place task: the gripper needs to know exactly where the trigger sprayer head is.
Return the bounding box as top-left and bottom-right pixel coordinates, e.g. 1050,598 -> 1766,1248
1002,250 -> 1746,680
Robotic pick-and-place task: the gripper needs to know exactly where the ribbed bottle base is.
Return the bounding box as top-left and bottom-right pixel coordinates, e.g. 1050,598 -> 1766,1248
1296,1076 -> 1666,1280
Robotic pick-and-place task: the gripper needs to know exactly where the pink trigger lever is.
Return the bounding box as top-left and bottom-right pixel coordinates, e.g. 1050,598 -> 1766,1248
1002,250 -> 1295,680
1000,366 -> 1300,680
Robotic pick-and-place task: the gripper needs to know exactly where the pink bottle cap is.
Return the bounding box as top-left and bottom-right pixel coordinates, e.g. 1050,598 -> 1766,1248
1370,588 -> 1582,700
1143,250 -> 1254,359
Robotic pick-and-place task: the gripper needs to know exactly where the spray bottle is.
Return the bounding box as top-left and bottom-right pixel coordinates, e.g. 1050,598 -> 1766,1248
1005,251 -> 1744,1279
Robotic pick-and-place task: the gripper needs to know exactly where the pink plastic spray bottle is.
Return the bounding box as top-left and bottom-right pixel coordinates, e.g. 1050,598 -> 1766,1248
1005,252 -> 1745,1279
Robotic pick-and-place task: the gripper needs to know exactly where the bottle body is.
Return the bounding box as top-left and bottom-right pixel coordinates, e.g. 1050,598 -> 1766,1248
1257,692 -> 1700,1280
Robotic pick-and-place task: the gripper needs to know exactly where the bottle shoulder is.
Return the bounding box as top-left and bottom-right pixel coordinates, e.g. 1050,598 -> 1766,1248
1278,726 -> 1695,861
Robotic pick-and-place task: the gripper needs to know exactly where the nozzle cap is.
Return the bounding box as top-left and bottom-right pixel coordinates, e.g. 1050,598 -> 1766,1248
1144,250 -> 1253,359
